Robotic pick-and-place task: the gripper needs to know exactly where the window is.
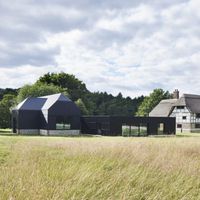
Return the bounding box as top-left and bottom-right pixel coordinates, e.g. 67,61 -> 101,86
177,124 -> 182,128
56,116 -> 71,130
122,124 -> 131,136
196,114 -> 200,118
122,123 -> 148,137
139,124 -> 148,136
56,123 -> 71,130
182,116 -> 187,120
158,123 -> 164,134
131,125 -> 140,136
177,106 -> 184,109
195,124 -> 200,128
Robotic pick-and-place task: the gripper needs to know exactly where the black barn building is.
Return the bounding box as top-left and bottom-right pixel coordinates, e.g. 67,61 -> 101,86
12,93 -> 81,135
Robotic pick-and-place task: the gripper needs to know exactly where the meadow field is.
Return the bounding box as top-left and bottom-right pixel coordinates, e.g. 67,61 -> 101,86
0,130 -> 200,200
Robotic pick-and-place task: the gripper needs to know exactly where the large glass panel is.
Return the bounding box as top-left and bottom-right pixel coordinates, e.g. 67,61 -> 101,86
122,124 -> 130,137
56,123 -> 71,130
56,116 -> 71,130
122,124 -> 147,136
130,125 -> 140,136
139,124 -> 148,136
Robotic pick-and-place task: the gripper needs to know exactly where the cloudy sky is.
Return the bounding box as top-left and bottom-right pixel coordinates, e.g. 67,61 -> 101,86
0,0 -> 200,97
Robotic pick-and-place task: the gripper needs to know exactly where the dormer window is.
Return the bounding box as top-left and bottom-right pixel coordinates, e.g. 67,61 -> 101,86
177,106 -> 184,109
196,114 -> 200,118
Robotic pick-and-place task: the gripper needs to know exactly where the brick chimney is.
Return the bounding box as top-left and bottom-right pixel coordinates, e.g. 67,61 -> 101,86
172,89 -> 179,99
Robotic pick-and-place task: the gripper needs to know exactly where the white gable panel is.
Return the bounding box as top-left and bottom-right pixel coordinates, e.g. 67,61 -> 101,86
41,94 -> 60,110
41,93 -> 71,110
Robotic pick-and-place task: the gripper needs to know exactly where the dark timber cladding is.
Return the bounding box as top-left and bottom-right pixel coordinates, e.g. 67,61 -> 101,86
81,116 -> 176,136
12,93 -> 81,135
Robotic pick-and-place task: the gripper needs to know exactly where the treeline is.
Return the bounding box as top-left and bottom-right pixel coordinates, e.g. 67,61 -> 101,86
30,72 -> 144,115
0,72 -> 170,128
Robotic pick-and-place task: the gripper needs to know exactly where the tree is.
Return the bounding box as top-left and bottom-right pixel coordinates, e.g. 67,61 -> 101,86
0,94 -> 16,128
75,98 -> 89,115
17,83 -> 68,103
0,88 -> 18,101
37,72 -> 88,101
35,72 -> 146,116
136,89 -> 171,116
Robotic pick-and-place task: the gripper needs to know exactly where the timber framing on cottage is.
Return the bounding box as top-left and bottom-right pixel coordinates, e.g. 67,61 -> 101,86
150,90 -> 200,133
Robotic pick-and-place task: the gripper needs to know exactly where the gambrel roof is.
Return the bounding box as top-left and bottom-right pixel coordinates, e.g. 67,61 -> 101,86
14,93 -> 71,111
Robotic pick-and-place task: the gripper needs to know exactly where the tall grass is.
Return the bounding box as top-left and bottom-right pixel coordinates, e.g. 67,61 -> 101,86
0,135 -> 200,199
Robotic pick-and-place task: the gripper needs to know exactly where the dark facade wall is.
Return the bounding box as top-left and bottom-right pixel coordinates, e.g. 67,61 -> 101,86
81,116 -> 176,136
39,113 -> 48,130
49,101 -> 80,116
14,110 -> 42,129
47,101 -> 81,130
81,116 -> 111,135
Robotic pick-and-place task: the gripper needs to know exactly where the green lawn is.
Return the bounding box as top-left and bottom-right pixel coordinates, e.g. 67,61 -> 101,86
0,130 -> 200,199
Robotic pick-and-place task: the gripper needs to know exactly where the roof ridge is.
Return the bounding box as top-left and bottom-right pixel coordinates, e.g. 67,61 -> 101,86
182,94 -> 200,99
39,93 -> 62,98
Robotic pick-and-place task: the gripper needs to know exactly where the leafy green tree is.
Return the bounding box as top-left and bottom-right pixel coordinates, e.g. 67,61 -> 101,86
136,89 -> 171,116
0,94 -> 16,128
75,98 -> 89,115
17,83 -> 68,102
0,88 -> 18,101
37,72 -> 88,101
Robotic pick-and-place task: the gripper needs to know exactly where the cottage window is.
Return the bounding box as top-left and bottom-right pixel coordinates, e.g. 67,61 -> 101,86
195,124 -> 200,128
196,114 -> 200,118
177,106 -> 184,109
177,124 -> 182,128
182,116 -> 187,120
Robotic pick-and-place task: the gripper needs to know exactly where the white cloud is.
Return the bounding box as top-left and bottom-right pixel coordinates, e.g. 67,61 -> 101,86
0,0 -> 200,98
0,65 -> 56,88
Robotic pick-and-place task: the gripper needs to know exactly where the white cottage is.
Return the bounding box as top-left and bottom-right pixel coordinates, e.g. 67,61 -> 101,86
149,90 -> 200,133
